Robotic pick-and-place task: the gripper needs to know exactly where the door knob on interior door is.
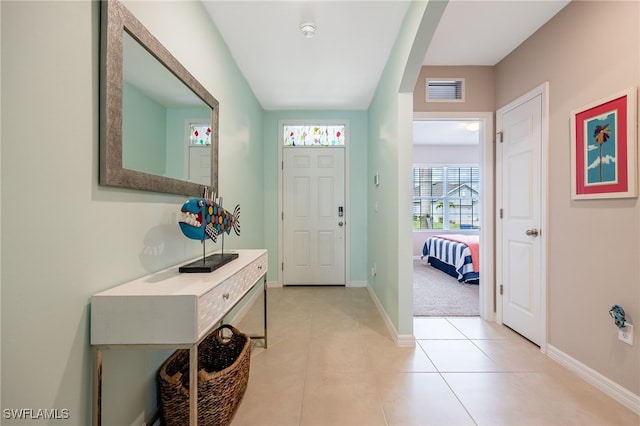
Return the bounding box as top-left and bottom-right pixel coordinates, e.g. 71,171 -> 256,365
338,221 -> 344,227
525,229 -> 539,237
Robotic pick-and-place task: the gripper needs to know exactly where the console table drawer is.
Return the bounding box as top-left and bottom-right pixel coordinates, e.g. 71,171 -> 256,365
244,252 -> 267,291
197,274 -> 243,336
197,252 -> 268,335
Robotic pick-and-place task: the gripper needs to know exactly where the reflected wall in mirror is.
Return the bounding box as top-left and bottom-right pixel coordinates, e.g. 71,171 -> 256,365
100,0 -> 219,196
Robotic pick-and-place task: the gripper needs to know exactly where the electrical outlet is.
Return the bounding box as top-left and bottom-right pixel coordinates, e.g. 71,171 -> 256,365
618,324 -> 633,345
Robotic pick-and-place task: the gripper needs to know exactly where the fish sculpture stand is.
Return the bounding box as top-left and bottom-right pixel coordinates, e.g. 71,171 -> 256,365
178,195 -> 241,273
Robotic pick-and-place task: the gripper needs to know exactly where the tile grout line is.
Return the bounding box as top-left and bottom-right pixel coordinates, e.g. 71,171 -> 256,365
415,337 -> 480,426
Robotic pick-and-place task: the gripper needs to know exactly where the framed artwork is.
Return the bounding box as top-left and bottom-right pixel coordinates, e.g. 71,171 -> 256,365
570,87 -> 637,199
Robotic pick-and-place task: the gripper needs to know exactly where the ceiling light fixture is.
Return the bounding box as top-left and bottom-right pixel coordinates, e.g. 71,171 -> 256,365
464,122 -> 480,132
300,22 -> 316,38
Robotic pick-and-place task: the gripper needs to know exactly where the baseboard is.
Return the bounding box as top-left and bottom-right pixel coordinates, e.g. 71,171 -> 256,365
366,282 -> 415,347
268,281 -> 361,287
547,344 -> 640,415
396,333 -> 416,347
266,280 -> 281,288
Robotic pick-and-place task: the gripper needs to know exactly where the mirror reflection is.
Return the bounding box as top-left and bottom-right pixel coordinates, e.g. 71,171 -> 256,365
100,0 -> 219,196
122,33 -> 211,185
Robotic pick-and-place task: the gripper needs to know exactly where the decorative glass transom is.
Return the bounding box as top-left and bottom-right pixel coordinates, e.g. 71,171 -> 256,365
190,123 -> 211,145
283,125 -> 345,146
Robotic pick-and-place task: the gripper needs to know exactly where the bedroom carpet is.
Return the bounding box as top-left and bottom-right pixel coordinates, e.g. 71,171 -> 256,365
414,259 -> 479,316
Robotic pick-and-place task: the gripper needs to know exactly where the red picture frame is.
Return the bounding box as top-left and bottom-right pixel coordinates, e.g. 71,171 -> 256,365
570,88 -> 637,199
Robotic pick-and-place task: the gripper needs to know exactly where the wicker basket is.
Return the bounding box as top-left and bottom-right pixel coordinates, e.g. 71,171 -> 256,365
158,324 -> 251,426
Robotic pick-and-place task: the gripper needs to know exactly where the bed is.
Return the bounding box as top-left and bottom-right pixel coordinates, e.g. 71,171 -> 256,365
421,234 -> 479,284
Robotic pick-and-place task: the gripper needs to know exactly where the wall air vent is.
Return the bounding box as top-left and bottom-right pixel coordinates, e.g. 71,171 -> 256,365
426,78 -> 465,102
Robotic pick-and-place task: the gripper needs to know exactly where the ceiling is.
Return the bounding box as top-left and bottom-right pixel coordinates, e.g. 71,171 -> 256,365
413,119 -> 481,145
202,0 -> 570,111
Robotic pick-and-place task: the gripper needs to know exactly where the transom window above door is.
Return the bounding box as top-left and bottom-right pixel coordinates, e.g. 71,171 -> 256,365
283,124 -> 345,146
189,122 -> 211,145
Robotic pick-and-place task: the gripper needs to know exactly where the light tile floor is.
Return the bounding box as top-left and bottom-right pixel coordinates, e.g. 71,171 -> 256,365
232,286 -> 639,426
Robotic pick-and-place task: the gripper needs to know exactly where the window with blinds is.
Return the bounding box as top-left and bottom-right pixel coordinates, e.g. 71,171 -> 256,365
425,78 -> 465,102
412,166 -> 479,230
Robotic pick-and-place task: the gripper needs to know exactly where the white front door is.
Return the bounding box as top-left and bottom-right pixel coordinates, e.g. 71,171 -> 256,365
497,84 -> 547,346
282,147 -> 346,285
188,146 -> 211,185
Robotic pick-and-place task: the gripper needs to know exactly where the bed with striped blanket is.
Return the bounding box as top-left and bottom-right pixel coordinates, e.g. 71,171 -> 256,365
421,234 -> 479,284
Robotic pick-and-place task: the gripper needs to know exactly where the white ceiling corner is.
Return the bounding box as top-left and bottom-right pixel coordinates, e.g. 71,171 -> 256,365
201,0 -> 570,110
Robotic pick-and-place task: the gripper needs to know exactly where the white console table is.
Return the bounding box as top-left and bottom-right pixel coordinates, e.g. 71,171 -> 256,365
90,249 -> 268,426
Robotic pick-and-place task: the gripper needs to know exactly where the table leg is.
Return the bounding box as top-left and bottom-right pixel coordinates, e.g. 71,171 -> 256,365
93,348 -> 102,426
263,275 -> 268,348
189,345 -> 198,426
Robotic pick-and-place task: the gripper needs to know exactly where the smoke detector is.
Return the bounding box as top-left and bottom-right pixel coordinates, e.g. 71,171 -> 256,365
300,22 -> 316,38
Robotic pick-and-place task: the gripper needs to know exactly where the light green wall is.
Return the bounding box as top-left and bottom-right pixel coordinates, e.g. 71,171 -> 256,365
1,1 -> 263,425
1,0 -> 448,423
262,110 -> 368,285
0,0 -> 3,412
123,81 -> 167,175
367,0 -> 447,336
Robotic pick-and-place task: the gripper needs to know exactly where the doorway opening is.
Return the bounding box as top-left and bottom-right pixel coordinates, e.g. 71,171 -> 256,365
412,113 -> 494,319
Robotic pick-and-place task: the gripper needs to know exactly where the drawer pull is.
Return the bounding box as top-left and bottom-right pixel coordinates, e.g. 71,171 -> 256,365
223,292 -> 230,300
258,265 -> 263,270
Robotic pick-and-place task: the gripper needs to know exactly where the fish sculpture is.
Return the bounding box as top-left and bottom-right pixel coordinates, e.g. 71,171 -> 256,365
609,304 -> 626,329
178,197 -> 240,243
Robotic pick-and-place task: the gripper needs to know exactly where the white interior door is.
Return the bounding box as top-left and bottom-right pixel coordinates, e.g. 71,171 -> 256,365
188,146 -> 211,185
282,147 -> 345,285
497,85 -> 546,346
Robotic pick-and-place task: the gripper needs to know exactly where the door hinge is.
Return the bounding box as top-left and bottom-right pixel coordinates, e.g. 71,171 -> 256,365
281,212 -> 284,220
499,208 -> 503,219
281,160 -> 284,170
281,262 -> 284,271
497,131 -> 504,143
500,284 -> 504,295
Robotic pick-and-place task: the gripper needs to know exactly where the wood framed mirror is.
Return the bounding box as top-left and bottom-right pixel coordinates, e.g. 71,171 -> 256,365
100,0 -> 219,196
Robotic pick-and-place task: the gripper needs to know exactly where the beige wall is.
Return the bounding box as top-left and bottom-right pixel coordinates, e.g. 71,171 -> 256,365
414,66 -> 495,112
495,1 -> 639,394
412,0 -> 640,399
